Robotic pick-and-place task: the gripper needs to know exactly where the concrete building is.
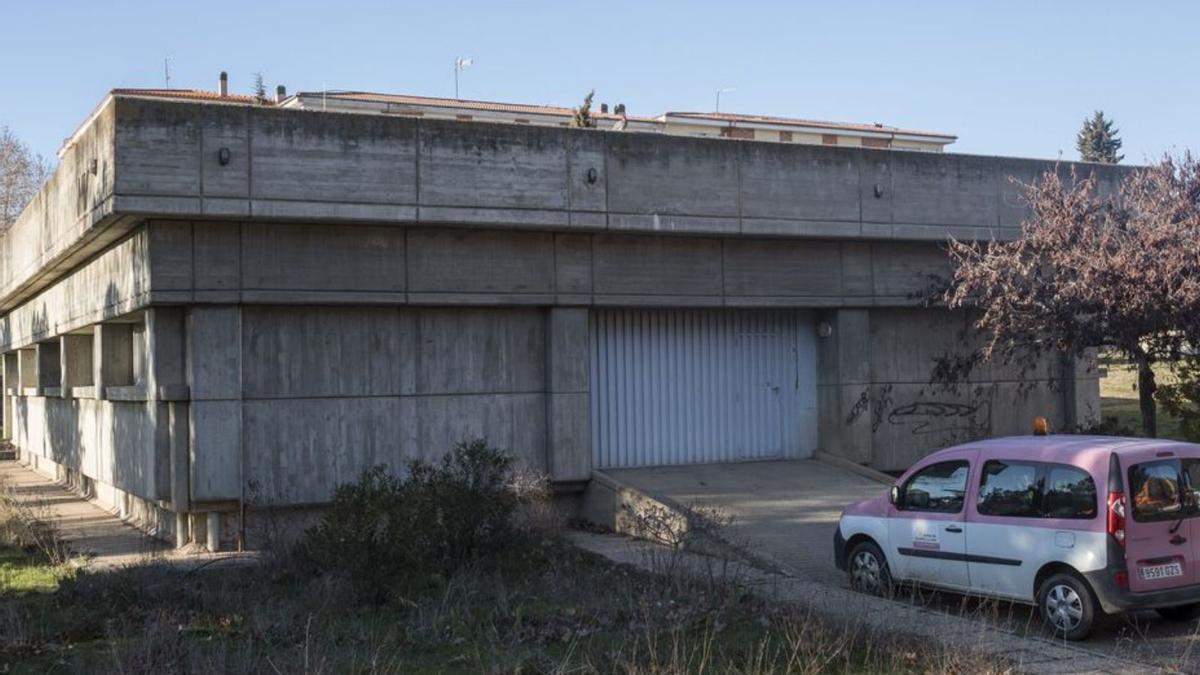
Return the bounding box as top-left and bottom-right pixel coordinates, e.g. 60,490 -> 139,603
279,91 -> 956,151
1,90 -> 1121,549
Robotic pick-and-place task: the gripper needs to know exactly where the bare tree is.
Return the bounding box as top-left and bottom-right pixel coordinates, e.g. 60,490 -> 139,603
0,125 -> 50,228
943,155 -> 1200,437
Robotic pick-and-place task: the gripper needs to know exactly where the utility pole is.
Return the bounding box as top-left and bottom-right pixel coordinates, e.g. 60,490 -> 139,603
164,57 -> 173,89
454,57 -> 473,99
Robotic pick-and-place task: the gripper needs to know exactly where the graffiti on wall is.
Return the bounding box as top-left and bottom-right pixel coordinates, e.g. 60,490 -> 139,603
846,384 -> 992,440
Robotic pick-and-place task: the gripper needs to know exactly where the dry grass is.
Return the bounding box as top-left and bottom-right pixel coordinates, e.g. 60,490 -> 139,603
0,523 -> 1015,674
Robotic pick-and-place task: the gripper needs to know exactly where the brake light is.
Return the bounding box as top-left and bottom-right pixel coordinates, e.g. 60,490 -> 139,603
1108,490 -> 1127,547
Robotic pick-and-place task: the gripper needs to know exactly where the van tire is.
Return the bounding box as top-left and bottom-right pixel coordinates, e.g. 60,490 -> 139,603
847,541 -> 893,599
1156,603 -> 1200,622
1037,572 -> 1096,641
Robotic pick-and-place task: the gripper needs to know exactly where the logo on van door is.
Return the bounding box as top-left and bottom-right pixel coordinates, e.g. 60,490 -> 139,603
913,530 -> 940,551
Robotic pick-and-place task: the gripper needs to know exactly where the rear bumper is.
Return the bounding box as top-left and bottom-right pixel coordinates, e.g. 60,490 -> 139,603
833,526 -> 847,571
1084,569 -> 1200,614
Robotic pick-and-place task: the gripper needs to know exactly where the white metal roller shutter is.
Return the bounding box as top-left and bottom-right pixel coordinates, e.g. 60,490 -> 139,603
590,309 -> 817,469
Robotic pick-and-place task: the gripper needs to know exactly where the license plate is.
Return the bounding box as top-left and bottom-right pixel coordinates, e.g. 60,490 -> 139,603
1140,562 -> 1184,580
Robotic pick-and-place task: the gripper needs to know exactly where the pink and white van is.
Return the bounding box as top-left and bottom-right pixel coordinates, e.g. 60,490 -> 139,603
834,435 -> 1200,640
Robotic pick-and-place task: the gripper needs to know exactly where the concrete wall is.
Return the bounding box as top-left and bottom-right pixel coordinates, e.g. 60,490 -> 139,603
0,95 -> 1118,545
817,307 -> 1099,471
122,220 -> 951,313
1,95 -> 1130,317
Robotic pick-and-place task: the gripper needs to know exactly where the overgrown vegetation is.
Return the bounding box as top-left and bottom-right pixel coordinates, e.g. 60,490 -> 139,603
942,155 -> 1200,437
298,439 -> 531,603
0,441 -> 1011,673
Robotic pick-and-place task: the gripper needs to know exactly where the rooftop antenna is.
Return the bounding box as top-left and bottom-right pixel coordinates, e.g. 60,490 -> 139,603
715,87 -> 735,113
164,57 -> 173,89
454,57 -> 474,99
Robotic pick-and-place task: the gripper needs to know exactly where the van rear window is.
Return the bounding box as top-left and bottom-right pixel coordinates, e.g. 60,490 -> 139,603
1129,460 -> 1187,522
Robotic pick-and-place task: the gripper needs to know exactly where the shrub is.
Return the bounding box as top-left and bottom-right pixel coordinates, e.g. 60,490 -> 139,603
298,439 -> 531,603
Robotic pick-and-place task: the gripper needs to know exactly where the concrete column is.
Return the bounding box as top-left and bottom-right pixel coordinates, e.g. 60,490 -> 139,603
60,333 -> 94,397
545,307 -> 591,482
816,309 -> 873,465
1063,349 -> 1100,430
206,512 -> 221,552
2,353 -> 17,439
185,306 -> 242,508
93,323 -> 133,399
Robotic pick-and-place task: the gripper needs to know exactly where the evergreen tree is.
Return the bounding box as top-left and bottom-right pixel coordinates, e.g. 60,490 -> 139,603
252,72 -> 268,105
571,90 -> 595,128
1076,111 -> 1124,164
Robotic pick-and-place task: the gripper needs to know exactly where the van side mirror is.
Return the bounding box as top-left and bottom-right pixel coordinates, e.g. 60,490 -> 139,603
890,485 -> 901,507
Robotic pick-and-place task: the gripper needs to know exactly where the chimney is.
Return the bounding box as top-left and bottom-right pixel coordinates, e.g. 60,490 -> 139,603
614,103 -> 626,115
600,103 -> 609,114
276,85 -> 287,103
218,71 -> 228,97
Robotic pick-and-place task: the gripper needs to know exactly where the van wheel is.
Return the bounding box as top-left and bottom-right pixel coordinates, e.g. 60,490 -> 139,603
847,541 -> 892,598
1156,603 -> 1200,622
1037,573 -> 1096,641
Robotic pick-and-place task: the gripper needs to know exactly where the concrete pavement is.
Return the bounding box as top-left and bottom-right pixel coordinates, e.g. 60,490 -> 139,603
600,458 -> 888,583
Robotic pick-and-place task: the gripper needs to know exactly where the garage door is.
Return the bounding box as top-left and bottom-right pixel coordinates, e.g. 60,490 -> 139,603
591,309 -> 817,468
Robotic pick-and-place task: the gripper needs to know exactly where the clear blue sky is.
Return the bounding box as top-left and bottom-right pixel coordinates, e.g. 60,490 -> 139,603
2,1 -> 1196,163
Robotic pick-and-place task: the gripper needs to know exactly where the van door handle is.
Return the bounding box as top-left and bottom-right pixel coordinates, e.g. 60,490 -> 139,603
945,525 -> 963,533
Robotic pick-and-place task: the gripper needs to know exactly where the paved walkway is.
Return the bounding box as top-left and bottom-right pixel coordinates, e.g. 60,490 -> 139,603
602,459 -> 887,582
568,530 -> 1162,675
0,460 -> 248,570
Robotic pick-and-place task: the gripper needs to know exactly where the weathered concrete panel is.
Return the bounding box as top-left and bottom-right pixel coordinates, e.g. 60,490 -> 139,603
871,242 -> 951,300
567,130 -> 607,213
890,153 -> 997,228
250,108 -> 417,205
114,98 -> 200,197
606,134 -> 739,217
193,222 -> 241,292
554,234 -> 592,295
200,106 -> 251,199
419,121 -> 567,210
242,306 -> 413,398
416,308 -> 545,395
739,143 -> 860,222
187,306 -> 240,400
722,240 -> 843,297
242,223 -> 405,292
189,400 -> 240,501
593,235 -> 722,296
407,229 -> 553,294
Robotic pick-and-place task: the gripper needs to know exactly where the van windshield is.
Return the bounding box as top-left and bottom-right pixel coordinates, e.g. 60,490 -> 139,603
1128,459 -> 1200,522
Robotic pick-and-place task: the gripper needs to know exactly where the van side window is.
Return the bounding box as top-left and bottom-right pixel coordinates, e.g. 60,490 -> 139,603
900,460 -> 969,513
1042,464 -> 1097,519
978,460 -> 1041,517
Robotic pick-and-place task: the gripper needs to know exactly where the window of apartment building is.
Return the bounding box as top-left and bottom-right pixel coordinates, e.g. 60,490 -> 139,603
822,134 -> 838,145
720,127 -> 755,140
862,137 -> 891,149
779,131 -> 793,142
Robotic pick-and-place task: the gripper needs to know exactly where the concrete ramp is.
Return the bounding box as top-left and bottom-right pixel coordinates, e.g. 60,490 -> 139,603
588,459 -> 888,585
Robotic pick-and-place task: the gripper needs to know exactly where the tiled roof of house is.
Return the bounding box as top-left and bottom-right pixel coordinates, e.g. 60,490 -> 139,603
111,88 -> 273,105
294,91 -> 657,121
664,111 -> 956,140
